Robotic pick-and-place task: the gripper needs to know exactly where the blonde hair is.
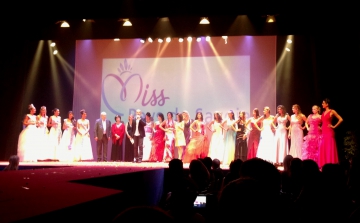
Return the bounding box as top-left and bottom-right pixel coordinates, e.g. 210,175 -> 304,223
312,105 -> 321,114
292,104 -> 303,120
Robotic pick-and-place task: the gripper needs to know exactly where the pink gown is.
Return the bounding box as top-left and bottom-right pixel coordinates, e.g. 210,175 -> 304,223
302,114 -> 322,165
318,110 -> 339,167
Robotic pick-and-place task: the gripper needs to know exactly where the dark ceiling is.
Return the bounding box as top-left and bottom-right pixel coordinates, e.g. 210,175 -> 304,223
5,1 -> 359,40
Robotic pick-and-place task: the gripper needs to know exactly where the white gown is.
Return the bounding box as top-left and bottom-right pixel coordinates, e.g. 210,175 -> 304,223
58,118 -> 76,161
74,119 -> 93,161
208,122 -> 225,162
17,115 -> 39,162
37,115 -> 50,160
142,121 -> 153,161
256,117 -> 276,163
273,116 -> 289,164
47,115 -> 62,160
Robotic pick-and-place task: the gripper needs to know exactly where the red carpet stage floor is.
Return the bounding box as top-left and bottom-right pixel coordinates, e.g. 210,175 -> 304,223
0,161 -> 230,222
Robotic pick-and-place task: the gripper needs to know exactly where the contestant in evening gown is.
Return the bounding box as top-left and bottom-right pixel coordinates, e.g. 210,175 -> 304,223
182,110 -> 193,159
47,108 -> 62,160
256,107 -> 276,163
142,113 -> 154,161
160,112 -> 175,162
302,107 -> 322,165
182,112 -> 208,163
223,110 -> 237,165
246,108 -> 261,160
288,104 -> 307,159
235,111 -> 248,161
36,106 -> 49,161
74,109 -> 93,161
208,112 -> 225,162
124,114 -> 135,162
149,113 -> 165,162
174,113 -> 186,159
318,99 -> 343,167
273,106 -> 289,164
17,104 -> 39,162
59,111 -> 77,161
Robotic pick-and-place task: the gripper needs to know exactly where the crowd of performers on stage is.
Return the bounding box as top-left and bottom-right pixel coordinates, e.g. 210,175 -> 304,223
17,98 -> 343,168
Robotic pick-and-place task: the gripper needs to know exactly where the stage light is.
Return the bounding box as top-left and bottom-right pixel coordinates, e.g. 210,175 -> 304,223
205,36 -> 211,41
56,21 -> 70,27
287,39 -> 292,44
286,47 -> 290,52
82,19 -> 95,23
199,17 -> 210,24
222,36 -> 228,44
140,39 -> 145,43
187,37 -> 192,42
179,38 -> 184,42
166,37 -> 171,42
266,15 -> 276,23
114,38 -> 120,41
60,21 -> 70,27
53,50 -> 58,55
196,37 -> 201,42
158,38 -> 163,43
148,37 -> 153,43
121,19 -> 132,26
50,42 -> 56,47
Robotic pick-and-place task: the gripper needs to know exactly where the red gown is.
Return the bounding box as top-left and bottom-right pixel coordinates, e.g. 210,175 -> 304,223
318,110 -> 339,168
149,122 -> 165,162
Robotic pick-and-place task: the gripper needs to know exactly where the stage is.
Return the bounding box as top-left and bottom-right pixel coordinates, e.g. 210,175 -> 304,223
0,161 -> 229,222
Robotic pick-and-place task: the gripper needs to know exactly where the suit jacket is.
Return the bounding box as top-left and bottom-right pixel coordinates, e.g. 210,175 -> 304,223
132,118 -> 146,138
94,119 -> 111,139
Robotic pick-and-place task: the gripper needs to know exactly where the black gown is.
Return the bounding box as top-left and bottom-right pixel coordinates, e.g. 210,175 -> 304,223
235,121 -> 248,161
124,121 -> 134,162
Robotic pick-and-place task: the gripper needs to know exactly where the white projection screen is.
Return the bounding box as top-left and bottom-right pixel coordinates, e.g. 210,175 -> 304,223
73,36 -> 276,157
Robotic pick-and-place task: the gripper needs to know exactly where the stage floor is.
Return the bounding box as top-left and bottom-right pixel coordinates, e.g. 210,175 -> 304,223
0,161 -> 229,222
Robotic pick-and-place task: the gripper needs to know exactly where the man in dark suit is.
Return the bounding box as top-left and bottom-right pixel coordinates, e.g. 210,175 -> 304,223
94,112 -> 111,161
132,109 -> 146,163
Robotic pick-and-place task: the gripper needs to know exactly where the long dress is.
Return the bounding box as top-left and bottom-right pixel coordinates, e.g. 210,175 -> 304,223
17,114 -> 39,162
273,116 -> 289,164
235,121 -> 248,161
59,118 -> 76,161
47,115 -> 62,160
111,123 -> 125,161
208,121 -> 224,162
37,115 -> 49,160
164,119 -> 175,161
289,115 -> 304,158
74,118 -> 93,161
149,121 -> 165,162
142,121 -> 153,161
182,121 -> 208,163
124,121 -> 134,162
318,110 -> 339,167
183,119 -> 193,158
247,118 -> 261,159
302,114 -> 322,165
223,119 -> 237,165
256,117 -> 275,163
